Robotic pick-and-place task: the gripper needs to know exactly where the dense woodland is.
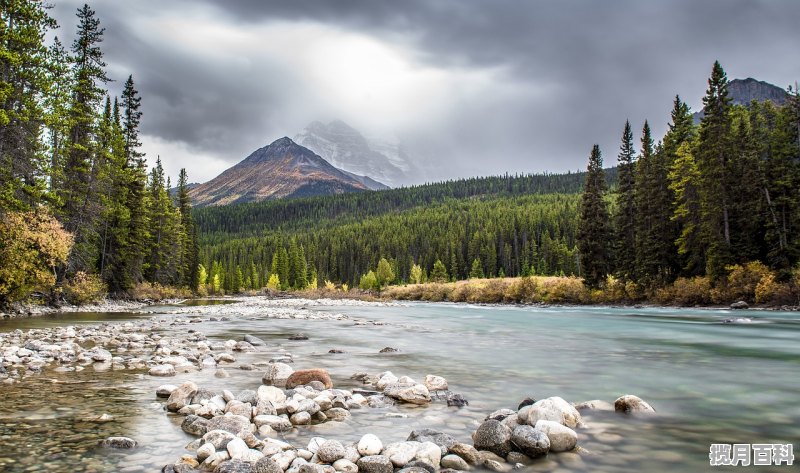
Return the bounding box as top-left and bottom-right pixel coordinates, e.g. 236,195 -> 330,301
198,62 -> 800,304
0,2 -> 198,306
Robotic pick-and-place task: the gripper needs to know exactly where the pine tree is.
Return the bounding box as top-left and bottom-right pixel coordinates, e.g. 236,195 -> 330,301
177,168 -> 199,289
0,0 -> 56,211
612,120 -> 637,280
669,141 -> 704,275
469,258 -> 485,279
577,145 -> 611,287
121,74 -> 148,285
696,61 -> 734,281
430,259 -> 448,283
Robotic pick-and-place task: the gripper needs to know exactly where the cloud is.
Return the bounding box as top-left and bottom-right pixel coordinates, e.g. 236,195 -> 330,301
49,0 -> 800,183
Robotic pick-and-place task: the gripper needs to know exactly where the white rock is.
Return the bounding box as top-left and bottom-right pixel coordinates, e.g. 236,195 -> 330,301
196,443 -> 215,462
534,420 -> 578,452
358,434 -> 383,456
333,459 -> 358,473
383,441 -> 420,467
524,396 -> 583,428
414,441 -> 442,469
375,372 -> 398,390
424,375 -> 448,391
308,437 -> 327,454
149,364 -> 176,377
226,437 -> 249,459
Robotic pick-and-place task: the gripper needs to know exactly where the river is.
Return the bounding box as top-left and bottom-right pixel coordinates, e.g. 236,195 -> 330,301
0,300 -> 797,472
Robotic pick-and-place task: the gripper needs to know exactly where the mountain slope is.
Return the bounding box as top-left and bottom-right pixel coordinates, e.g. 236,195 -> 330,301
294,120 -> 417,187
693,77 -> 788,122
188,137 -> 372,207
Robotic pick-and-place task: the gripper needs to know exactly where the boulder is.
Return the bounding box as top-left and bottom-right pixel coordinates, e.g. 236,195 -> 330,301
440,455 -> 469,470
167,381 -> 199,412
156,384 -> 178,398
213,460 -> 254,473
332,459 -> 358,473
423,375 -> 448,391
262,362 -> 294,386
357,455 -> 394,473
244,334 -> 267,346
257,385 -> 286,406
472,419 -> 513,458
383,442 -> 420,467
182,414 -> 210,436
573,400 -> 614,411
384,383 -> 431,405
226,437 -> 250,460
150,364 -> 176,377
254,457 -> 282,473
318,440 -> 346,463
100,436 -> 137,449
730,301 -> 749,309
203,429 -> 237,450
254,415 -> 293,432
510,425 -> 550,458
449,443 -> 481,465
358,433 -> 384,456
286,369 -> 333,389
614,394 -> 655,414
207,414 -> 252,435
414,442 -> 442,469
407,429 -> 457,456
523,396 -> 582,428
533,420 -> 577,452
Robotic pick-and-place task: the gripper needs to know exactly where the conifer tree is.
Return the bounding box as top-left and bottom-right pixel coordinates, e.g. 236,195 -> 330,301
177,168 -> 199,289
695,61 -> 734,281
430,259 -> 448,283
469,258 -> 485,279
612,121 -> 637,280
577,144 -> 611,287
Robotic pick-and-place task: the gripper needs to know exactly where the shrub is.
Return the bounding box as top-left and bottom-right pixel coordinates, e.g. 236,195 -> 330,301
755,273 -> 794,305
503,276 -> 540,303
724,261 -> 772,302
540,277 -> 589,303
359,271 -> 379,291
656,276 -> 712,306
266,274 -> 280,291
128,282 -> 191,301
63,272 -> 107,305
324,280 -> 336,291
421,283 -> 451,302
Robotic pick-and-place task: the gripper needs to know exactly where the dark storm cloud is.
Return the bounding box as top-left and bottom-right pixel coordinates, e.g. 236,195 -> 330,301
50,0 -> 800,182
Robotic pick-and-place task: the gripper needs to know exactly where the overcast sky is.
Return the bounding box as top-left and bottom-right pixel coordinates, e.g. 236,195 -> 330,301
50,0 -> 799,184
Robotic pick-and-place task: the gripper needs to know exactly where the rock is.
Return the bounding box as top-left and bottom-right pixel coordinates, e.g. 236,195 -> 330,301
325,407 -> 350,422
193,388 -> 218,405
510,425 -> 550,458
482,459 -> 508,472
226,400 -> 253,418
384,442 -> 421,467
328,349 -> 345,354
257,385 -> 286,405
254,457 -> 282,473
156,384 -> 179,398
318,440 -> 346,463
404,461 -> 435,473
288,333 -> 309,340
237,389 -> 258,405
573,400 -> 614,411
204,429 -> 238,450
167,381 -> 199,412
358,433 -> 384,456
446,393 -> 469,407
182,414 -> 210,436
90,347 -> 113,362
332,459 -> 358,473
286,369 -> 333,389
384,383 -> 431,405
375,373 -> 399,390
100,436 -> 137,449
407,429 -> 457,456
505,452 -> 531,465
357,455 -> 394,473
290,411 -> 311,425
262,362 -> 294,386
215,369 -> 230,378
522,396 -> 582,428
397,468 -> 429,473
486,409 -> 515,421
517,398 -> 536,410
379,347 -> 397,353
254,415 -> 293,432
214,459 -> 255,473
424,375 -> 448,391
244,334 -> 267,346
441,455 -> 470,470
150,364 -> 176,377
414,442 -> 442,469
207,414 -> 252,435
272,450 -> 298,470
614,394 -> 655,414
533,420 -> 577,452
344,445 -> 360,463
472,419 -> 513,458
730,300 -> 749,309
449,443 -> 481,465
197,442 -> 216,462
227,437 -> 250,460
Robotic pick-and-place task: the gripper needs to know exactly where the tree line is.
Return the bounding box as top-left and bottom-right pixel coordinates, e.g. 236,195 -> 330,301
578,61 -> 800,291
0,2 -> 198,306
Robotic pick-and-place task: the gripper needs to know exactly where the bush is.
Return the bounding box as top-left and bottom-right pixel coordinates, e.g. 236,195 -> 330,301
63,272 -> 107,305
540,277 -> 589,303
324,280 -> 336,291
724,262 -> 772,302
127,282 -> 191,301
359,271 -> 379,291
503,277 -> 540,303
655,276 -> 712,306
755,273 -> 794,305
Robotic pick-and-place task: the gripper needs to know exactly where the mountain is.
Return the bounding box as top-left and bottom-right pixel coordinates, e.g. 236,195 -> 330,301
188,137 -> 376,207
293,120 -> 418,187
693,78 -> 788,122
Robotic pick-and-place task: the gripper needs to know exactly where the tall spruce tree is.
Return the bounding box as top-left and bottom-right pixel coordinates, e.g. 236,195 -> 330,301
612,120 -> 636,280
695,61 -> 733,281
577,144 -> 611,287
0,1 -> 57,210
177,168 -> 199,289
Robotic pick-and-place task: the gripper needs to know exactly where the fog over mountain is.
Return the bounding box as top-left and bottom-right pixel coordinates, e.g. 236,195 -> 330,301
48,0 -> 800,183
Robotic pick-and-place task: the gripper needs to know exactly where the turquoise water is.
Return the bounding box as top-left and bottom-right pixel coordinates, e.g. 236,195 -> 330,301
0,302 -> 797,472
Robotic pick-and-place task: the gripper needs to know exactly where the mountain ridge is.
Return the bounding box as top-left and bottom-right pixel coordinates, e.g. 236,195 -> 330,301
188,137 -> 378,207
